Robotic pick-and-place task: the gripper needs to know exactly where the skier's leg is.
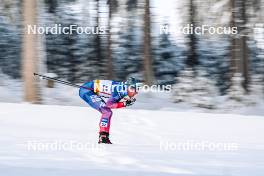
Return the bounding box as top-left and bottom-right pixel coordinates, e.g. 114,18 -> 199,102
97,107 -> 112,144
98,106 -> 112,134
79,86 -> 113,143
80,85 -> 113,132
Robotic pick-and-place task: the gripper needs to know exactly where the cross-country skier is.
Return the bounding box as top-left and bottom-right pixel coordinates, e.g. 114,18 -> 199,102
79,77 -> 139,144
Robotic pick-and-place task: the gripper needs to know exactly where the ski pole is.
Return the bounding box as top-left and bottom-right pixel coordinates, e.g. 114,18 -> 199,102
33,73 -> 112,95
34,73 -> 82,88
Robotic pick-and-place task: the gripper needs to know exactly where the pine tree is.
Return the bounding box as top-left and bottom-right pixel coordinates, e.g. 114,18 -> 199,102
0,0 -> 22,78
45,1 -> 92,83
173,67 -> 219,109
248,74 -> 264,103
113,0 -> 142,81
173,67 -> 195,103
191,69 -> 219,109
225,73 -> 249,108
154,32 -> 184,85
198,37 -> 231,94
250,24 -> 264,100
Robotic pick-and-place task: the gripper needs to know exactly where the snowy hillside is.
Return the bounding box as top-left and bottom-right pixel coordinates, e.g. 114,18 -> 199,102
0,103 -> 263,176
0,75 -> 263,116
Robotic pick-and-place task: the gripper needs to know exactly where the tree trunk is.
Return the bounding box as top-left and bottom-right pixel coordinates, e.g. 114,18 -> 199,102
241,0 -> 249,91
96,0 -> 103,78
229,0 -> 237,74
186,0 -> 198,68
22,0 -> 40,103
143,0 -> 154,85
107,0 -> 114,79
229,0 -> 249,92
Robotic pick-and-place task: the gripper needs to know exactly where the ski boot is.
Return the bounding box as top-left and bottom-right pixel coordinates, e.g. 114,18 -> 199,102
98,132 -> 112,144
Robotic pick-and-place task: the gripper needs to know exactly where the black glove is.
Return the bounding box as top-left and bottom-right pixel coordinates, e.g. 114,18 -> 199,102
124,97 -> 136,107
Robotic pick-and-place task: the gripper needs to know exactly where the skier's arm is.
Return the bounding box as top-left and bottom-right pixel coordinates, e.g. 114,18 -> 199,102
105,97 -> 125,109
106,96 -> 136,108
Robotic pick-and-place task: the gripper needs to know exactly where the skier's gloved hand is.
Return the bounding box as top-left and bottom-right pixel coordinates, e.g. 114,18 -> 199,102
124,97 -> 136,107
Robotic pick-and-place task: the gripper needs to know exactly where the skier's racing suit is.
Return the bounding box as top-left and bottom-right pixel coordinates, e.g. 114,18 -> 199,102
79,80 -> 132,134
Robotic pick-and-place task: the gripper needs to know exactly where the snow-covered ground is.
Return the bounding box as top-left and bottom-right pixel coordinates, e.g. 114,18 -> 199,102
0,103 -> 263,176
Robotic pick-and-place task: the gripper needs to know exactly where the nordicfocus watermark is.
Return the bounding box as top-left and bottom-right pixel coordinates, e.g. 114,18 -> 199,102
99,83 -> 172,93
26,140 -> 105,152
27,24 -> 107,35
160,140 -> 239,152
160,24 -> 238,35
139,84 -> 172,92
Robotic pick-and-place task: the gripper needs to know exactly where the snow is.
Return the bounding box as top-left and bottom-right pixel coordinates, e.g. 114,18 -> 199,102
0,102 -> 264,176
210,0 -> 229,14
0,74 -> 23,103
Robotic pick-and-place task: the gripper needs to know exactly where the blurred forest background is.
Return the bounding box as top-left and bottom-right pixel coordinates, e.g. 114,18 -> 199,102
0,0 -> 263,109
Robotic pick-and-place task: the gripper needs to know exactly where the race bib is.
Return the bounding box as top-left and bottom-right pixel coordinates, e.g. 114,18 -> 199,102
100,118 -> 108,127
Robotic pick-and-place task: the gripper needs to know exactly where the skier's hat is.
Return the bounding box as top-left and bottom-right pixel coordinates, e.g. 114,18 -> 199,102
125,77 -> 142,92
